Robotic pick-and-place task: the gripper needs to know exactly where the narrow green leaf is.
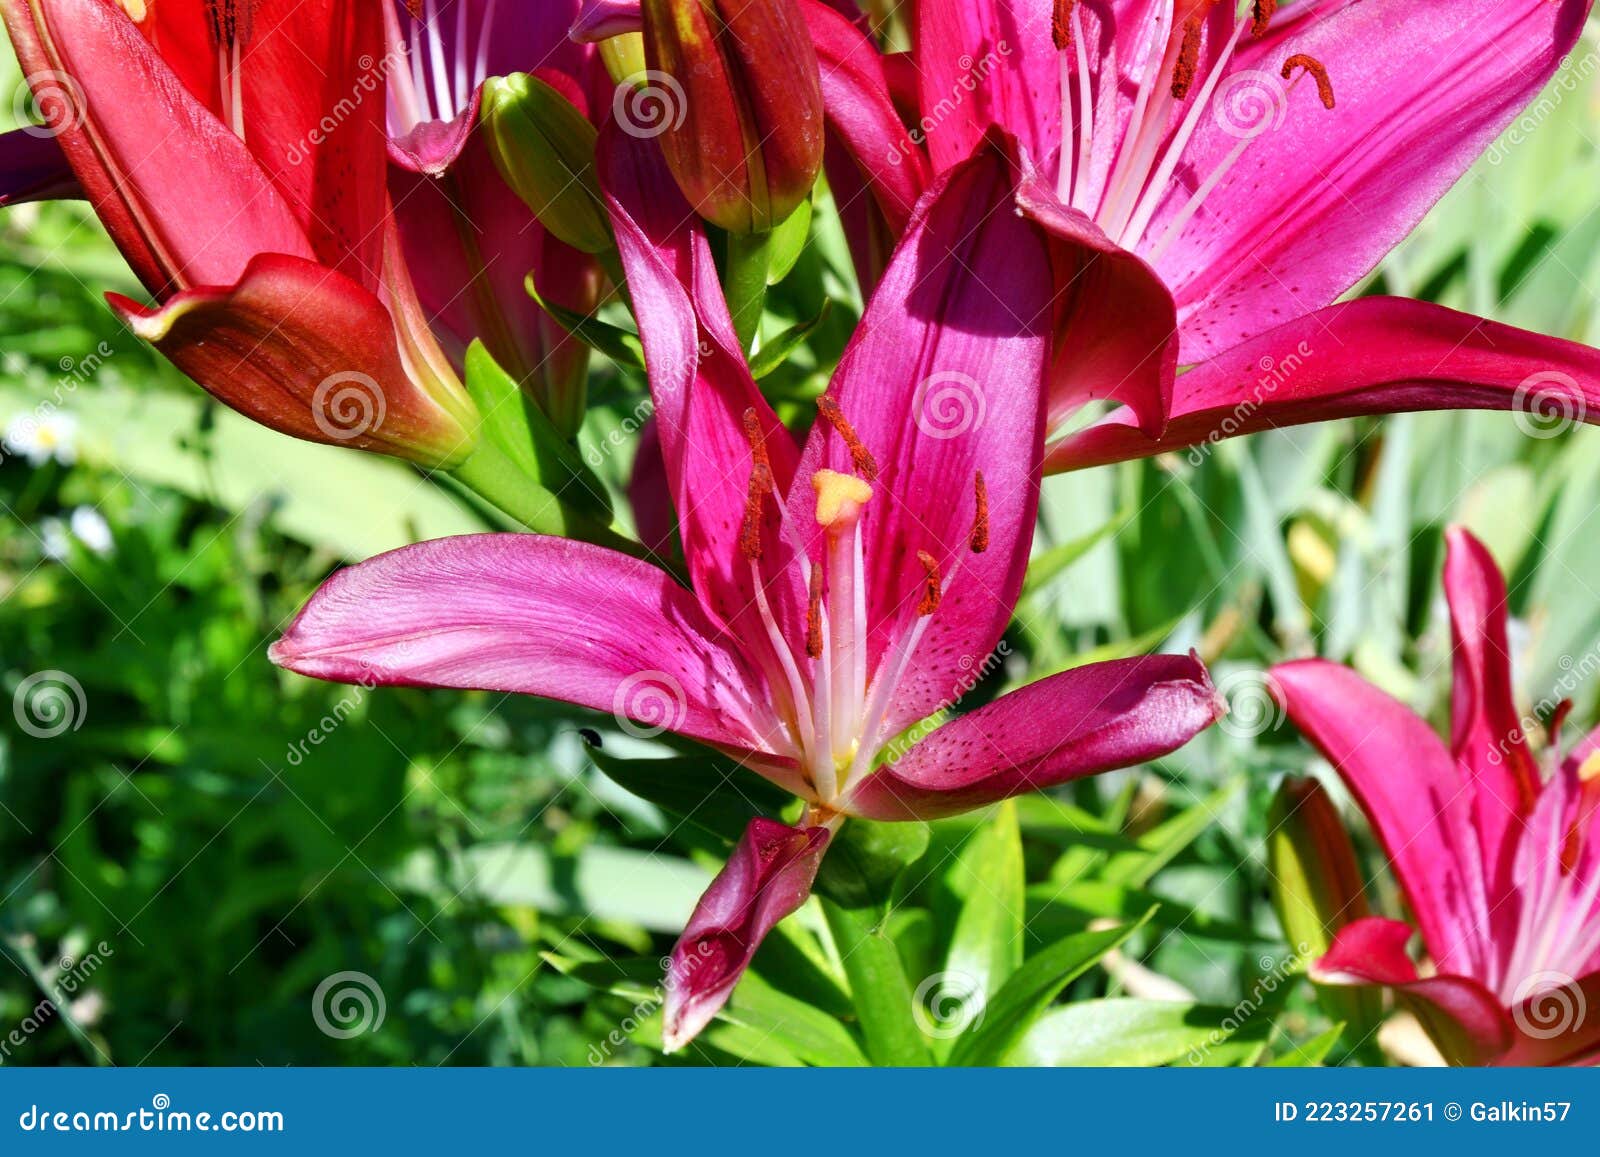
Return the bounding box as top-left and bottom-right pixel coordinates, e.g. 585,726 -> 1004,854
822,898 -> 933,1066
749,301 -> 832,380
527,274 -> 646,370
943,801 -> 1025,1000
1103,780 -> 1242,888
1014,999 -> 1234,1067
1269,1024 -> 1345,1067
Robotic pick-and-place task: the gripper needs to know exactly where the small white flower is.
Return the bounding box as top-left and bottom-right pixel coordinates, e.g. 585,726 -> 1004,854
69,507 -> 113,556
5,411 -> 78,467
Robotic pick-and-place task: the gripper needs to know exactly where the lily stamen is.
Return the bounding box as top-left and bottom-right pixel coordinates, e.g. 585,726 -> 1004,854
970,472 -> 990,555
816,396 -> 879,480
916,550 -> 943,616
1282,53 -> 1336,109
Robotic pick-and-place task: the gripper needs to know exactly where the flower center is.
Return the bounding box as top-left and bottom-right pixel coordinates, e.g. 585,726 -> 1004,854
1052,0 -> 1333,262
384,0 -> 499,137
739,406 -> 987,807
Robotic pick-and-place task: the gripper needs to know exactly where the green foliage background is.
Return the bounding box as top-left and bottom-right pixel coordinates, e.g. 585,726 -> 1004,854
2,35 -> 1599,1067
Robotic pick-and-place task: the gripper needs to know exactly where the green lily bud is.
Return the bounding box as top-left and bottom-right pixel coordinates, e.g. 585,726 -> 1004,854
482,74 -> 613,255
634,0 -> 824,234
1268,777 -> 1383,1041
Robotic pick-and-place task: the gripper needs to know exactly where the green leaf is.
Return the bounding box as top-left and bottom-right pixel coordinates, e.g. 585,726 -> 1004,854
1021,507 -> 1133,598
942,802 -> 1024,1000
719,973 -> 869,1066
1269,1024 -> 1345,1067
1025,882 -> 1264,946
1102,780 -> 1242,888
1014,999 -> 1236,1067
765,196 -> 814,286
749,301 -> 832,380
527,274 -> 646,370
821,898 -> 933,1066
584,741 -> 789,843
947,913 -> 1152,1067
813,818 -> 930,912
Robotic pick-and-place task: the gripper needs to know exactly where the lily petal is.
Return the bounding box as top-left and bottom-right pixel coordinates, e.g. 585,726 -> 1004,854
1047,297 -> 1600,472
1314,917 -> 1514,1067
1444,526 -> 1540,887
663,818 -> 830,1052
1274,659 -> 1492,979
109,252 -> 473,466
845,653 -> 1220,821
1,0 -> 315,294
790,146 -> 1053,735
1500,970 -> 1600,1067
1154,0 -> 1589,360
270,533 -> 788,766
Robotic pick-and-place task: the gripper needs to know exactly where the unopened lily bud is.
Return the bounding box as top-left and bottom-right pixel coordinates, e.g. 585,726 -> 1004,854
482,74 -> 613,255
637,0 -> 824,234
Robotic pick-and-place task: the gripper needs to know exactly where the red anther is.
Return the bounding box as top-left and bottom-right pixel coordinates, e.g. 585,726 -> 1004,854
203,0 -> 257,45
816,396 -> 879,481
970,472 -> 989,555
916,551 -> 942,616
1170,16 -> 1204,100
739,408 -> 774,561
1052,0 -> 1077,51
1281,53 -> 1336,109
1251,0 -> 1277,37
742,408 -> 772,474
805,567 -> 825,659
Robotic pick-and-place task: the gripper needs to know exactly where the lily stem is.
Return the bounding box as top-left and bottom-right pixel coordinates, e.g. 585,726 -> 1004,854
724,229 -> 773,355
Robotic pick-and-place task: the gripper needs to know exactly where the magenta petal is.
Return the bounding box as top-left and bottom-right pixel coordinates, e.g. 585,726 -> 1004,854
269,534 -> 788,763
388,102 -> 479,177
1444,526 -> 1540,885
802,0 -> 929,235
844,653 -> 1221,821
1048,297 -> 1600,472
1155,0 -> 1589,361
1501,971 -> 1600,1067
1314,917 -> 1514,1067
662,819 -> 830,1052
1016,167 -> 1175,438
1273,659 -> 1492,980
787,147 -> 1053,736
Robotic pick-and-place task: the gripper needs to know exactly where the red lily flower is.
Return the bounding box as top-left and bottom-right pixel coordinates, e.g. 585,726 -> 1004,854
382,0 -> 606,436
1,0 -> 478,464
642,0 -> 1600,470
1274,527 -> 1600,1066
268,136 -> 1224,1050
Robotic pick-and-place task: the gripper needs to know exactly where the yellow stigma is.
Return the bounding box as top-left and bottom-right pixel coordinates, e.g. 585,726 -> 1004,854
1579,751 -> 1600,784
812,469 -> 872,528
117,0 -> 147,20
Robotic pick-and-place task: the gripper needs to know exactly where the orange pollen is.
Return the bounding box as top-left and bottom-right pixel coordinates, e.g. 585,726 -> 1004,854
1052,0 -> 1076,51
1251,0 -> 1277,37
1282,53 -> 1336,109
1170,16 -> 1204,100
805,567 -> 825,659
970,472 -> 989,554
816,396 -> 879,481
738,409 -> 773,561
916,551 -> 943,616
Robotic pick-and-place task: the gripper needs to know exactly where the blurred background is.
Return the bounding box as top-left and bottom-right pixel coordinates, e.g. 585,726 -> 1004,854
2,27 -> 1600,1067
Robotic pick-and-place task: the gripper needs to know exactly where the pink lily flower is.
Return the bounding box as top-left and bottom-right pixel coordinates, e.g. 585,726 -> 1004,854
382,0 -> 605,433
678,0 -> 1600,468
1274,527 -> 1600,1066
0,0 -> 476,464
269,137 -> 1223,1051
